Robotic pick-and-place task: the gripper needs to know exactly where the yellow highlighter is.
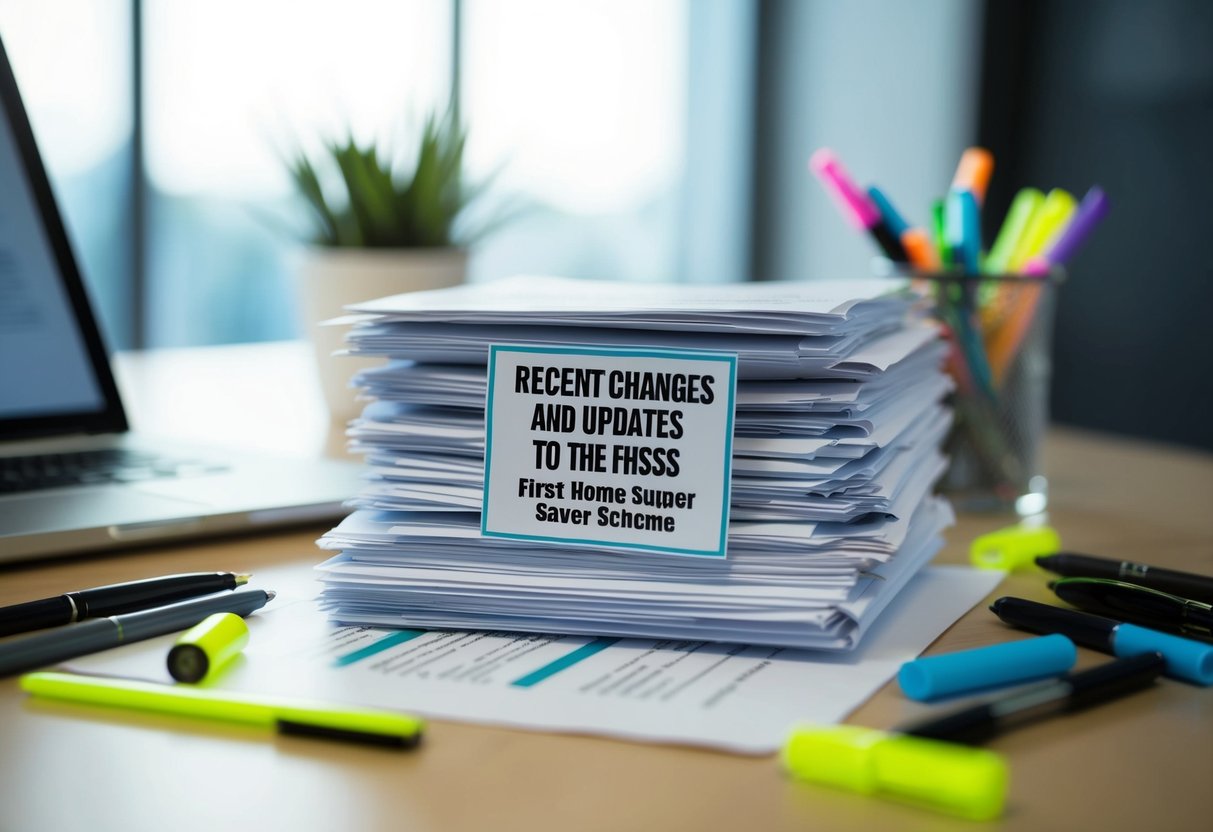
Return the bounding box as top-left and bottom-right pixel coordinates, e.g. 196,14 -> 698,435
783,724 -> 1008,821
20,671 -> 424,749
970,524 -> 1061,571
1006,188 -> 1076,272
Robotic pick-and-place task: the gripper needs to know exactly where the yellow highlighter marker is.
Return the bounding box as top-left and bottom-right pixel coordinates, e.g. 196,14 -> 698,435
984,187 -> 1043,276
20,671 -> 424,749
970,523 -> 1061,571
783,724 -> 1008,821
1006,188 -> 1076,272
167,612 -> 250,684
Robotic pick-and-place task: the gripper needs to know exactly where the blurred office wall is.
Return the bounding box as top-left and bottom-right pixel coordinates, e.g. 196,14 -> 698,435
979,0 -> 1213,450
752,0 -> 982,282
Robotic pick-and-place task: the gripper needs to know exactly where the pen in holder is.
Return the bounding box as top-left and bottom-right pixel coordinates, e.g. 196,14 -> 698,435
913,269 -> 1063,515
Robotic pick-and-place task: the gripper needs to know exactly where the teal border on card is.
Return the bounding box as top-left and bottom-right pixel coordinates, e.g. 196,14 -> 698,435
482,344 -> 736,558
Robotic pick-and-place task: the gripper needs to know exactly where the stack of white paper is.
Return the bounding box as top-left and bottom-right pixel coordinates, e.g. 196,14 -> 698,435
318,275 -> 954,650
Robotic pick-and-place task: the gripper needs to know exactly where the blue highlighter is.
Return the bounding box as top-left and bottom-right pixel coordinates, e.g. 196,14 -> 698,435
899,634 -> 1077,701
991,597 -> 1213,687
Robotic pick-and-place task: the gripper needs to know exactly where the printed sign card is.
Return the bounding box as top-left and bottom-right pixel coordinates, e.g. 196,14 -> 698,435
482,345 -> 737,557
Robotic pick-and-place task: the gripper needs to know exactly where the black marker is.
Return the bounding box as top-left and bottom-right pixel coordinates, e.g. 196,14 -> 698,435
1036,552 -> 1213,604
900,652 -> 1166,745
1049,578 -> 1212,639
989,596 -> 1213,686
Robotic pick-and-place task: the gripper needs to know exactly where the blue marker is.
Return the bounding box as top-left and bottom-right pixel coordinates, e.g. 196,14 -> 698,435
866,186 -> 911,240
899,634 -> 1077,701
946,190 -> 982,274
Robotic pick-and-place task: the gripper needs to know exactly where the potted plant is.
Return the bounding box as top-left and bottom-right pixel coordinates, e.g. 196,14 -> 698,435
286,107 -> 481,422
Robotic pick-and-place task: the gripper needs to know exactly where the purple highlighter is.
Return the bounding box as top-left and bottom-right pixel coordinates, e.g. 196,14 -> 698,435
1023,186 -> 1110,275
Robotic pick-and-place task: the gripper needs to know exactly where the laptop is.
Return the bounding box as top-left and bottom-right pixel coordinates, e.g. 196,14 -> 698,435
0,35 -> 362,564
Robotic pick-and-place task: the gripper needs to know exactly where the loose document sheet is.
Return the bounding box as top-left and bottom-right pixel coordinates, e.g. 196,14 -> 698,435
62,565 -> 1001,755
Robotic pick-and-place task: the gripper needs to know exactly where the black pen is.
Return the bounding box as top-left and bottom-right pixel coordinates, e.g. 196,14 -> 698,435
0,588 -> 275,677
0,572 -> 250,638
1050,578 -> 1213,639
899,652 -> 1166,745
1036,552 -> 1213,604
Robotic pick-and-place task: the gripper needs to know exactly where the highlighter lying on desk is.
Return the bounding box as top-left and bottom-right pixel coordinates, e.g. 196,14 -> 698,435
20,672 -> 424,749
783,725 -> 1007,821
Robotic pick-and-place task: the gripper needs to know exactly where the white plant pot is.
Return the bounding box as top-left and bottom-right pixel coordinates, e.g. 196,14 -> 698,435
296,247 -> 468,422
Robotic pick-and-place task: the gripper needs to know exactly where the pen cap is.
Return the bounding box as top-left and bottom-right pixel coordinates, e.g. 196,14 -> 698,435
167,612 -> 249,684
898,634 -> 1077,701
783,724 -> 1007,821
970,524 -> 1061,571
1112,623 -> 1213,687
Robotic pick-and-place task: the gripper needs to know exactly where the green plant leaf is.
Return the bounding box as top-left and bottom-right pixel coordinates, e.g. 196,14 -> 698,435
280,102 -> 503,248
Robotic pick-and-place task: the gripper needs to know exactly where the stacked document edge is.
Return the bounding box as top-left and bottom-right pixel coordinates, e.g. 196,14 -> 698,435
317,275 -> 955,651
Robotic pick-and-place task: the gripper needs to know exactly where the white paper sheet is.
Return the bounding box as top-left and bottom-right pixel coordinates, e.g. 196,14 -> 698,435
60,565 -> 1002,755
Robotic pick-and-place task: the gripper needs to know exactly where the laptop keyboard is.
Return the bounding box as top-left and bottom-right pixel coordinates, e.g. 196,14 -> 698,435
0,449 -> 227,494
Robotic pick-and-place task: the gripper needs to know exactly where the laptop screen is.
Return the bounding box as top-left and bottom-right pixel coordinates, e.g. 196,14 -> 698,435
0,36 -> 126,439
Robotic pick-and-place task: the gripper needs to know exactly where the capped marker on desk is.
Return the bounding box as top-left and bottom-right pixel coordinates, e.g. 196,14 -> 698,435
808,149 -> 909,262
21,671 -> 424,749
899,652 -> 1166,746
898,634 -> 1077,701
990,596 -> 1213,686
970,523 -> 1060,571
1049,578 -> 1213,640
783,724 -> 1007,821
168,612 -> 250,683
1037,551 -> 1213,604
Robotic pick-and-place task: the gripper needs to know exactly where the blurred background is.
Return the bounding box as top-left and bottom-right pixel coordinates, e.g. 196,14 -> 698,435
0,0 -> 1209,449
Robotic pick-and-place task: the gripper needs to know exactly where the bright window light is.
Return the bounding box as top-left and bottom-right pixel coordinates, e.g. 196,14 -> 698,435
463,0 -> 687,216
144,0 -> 453,199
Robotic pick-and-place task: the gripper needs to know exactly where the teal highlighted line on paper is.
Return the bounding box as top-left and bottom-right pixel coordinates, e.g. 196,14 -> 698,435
334,629 -> 426,667
511,637 -> 620,688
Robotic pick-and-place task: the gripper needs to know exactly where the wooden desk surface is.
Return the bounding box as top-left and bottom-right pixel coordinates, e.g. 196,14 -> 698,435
2,344 -> 1211,832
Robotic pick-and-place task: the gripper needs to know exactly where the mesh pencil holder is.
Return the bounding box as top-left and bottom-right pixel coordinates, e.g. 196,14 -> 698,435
913,270 -> 1063,515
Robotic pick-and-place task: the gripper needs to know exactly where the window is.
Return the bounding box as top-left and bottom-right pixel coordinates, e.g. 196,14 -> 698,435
4,1 -> 716,349
142,0 -> 454,346
461,0 -> 688,284
3,1 -> 762,349
0,0 -> 134,347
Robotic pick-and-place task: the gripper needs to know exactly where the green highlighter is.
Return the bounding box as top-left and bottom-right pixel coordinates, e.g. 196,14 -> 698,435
21,671 -> 424,749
